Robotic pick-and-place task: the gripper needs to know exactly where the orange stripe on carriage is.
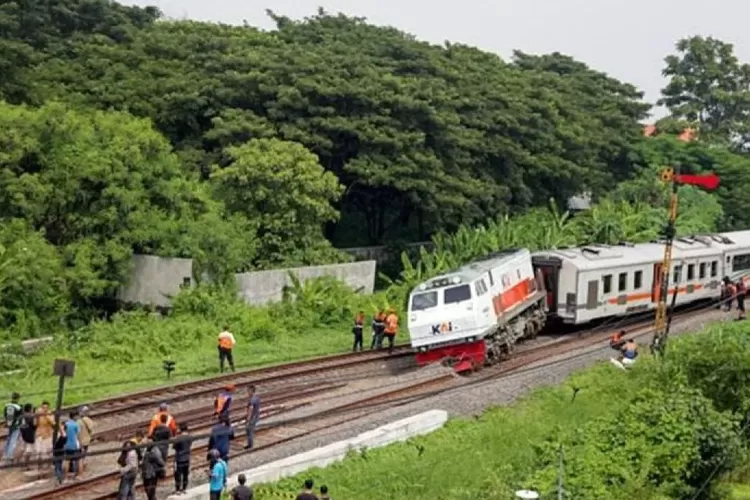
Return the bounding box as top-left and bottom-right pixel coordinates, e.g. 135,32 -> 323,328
607,284 -> 705,305
492,278 -> 535,315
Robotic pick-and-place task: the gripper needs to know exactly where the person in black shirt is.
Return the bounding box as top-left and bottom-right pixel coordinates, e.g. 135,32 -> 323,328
52,427 -> 66,485
173,423 -> 192,493
230,473 -> 253,500
296,479 -> 318,500
19,403 -> 36,469
152,413 -> 171,476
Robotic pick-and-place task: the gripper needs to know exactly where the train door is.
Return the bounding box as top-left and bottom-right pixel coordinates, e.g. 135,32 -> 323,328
532,256 -> 562,313
586,280 -> 598,309
652,263 -> 662,302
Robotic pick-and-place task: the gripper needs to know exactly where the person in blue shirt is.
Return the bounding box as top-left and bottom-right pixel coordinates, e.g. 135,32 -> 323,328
63,410 -> 81,480
208,449 -> 228,500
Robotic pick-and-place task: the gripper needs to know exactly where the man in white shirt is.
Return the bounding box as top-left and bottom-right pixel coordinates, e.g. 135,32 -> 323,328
217,326 -> 236,373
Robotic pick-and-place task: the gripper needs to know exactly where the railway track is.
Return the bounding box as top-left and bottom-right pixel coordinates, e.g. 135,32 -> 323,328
0,346 -> 413,442
25,374 -> 456,500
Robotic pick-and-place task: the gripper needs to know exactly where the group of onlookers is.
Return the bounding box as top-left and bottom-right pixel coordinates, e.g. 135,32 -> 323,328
3,392 -> 95,484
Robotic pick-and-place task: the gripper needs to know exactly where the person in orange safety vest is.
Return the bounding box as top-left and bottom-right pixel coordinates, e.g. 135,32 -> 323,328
352,311 -> 365,352
217,326 -> 236,373
147,402 -> 177,438
609,330 -> 626,351
214,385 -> 235,420
371,310 -> 386,350
383,309 -> 399,354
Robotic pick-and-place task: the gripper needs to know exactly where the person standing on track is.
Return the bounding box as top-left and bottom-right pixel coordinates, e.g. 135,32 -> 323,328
218,325 -> 236,373
63,410 -> 81,481
35,401 -> 55,469
371,310 -> 385,349
152,413 -> 172,462
737,279 -> 746,320
352,311 -> 365,352
141,440 -> 165,500
19,403 -> 36,470
148,402 -> 177,438
383,309 -> 399,354
116,439 -> 138,500
244,385 -> 261,450
214,385 -> 235,420
3,392 -> 22,463
173,422 -> 193,494
208,415 -> 235,465
77,406 -> 95,473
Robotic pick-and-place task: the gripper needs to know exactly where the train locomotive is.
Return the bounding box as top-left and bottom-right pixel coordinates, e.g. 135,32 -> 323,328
407,230 -> 750,372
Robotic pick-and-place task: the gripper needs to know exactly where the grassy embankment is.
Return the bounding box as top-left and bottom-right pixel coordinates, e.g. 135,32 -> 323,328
0,282 -> 399,406
252,321 -> 750,500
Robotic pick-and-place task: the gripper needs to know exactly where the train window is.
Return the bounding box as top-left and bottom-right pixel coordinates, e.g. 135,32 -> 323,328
634,271 -> 643,289
474,279 -> 488,296
711,261 -> 718,277
673,265 -> 682,284
618,272 -> 627,292
411,291 -> 438,311
444,285 -> 471,304
687,264 -> 695,281
603,275 -> 612,294
699,263 -> 706,279
733,254 -> 750,272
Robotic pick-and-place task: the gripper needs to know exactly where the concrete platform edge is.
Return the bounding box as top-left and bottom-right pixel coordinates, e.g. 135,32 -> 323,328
171,409 -> 449,500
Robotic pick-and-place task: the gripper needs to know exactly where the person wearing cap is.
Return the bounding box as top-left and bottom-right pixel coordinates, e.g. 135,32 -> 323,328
208,449 -> 228,500
214,385 -> 234,420
148,403 -> 177,438
76,406 -> 95,472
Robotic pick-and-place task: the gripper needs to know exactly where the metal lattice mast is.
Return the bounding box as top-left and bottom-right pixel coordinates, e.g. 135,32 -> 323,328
651,167 -> 679,356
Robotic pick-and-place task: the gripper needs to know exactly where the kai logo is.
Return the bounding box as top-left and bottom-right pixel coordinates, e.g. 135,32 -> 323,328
431,322 -> 454,335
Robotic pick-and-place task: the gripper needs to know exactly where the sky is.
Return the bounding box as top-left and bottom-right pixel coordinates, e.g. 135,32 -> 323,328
122,0 -> 750,120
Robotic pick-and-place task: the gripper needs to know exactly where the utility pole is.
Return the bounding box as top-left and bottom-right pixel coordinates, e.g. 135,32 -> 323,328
51,359 -> 75,446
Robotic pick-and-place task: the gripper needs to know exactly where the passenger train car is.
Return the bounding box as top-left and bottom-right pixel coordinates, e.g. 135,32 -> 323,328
407,230 -> 750,372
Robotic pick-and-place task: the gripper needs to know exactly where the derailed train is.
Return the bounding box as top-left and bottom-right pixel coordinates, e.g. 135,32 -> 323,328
407,230 -> 750,372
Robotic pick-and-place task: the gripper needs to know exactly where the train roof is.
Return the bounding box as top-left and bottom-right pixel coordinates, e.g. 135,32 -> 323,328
532,233 -> 741,272
415,248 -> 529,288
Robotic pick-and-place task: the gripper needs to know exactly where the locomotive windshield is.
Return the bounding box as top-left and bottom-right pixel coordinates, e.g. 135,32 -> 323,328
411,291 -> 438,311
444,285 -> 471,304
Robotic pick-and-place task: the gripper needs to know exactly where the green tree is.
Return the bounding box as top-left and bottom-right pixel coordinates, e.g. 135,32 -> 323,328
659,36 -> 750,147
0,219 -> 69,338
211,138 -> 346,267
0,101 -> 230,304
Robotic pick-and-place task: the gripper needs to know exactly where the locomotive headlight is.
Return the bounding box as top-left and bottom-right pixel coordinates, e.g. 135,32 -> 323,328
418,284 -> 427,291
451,276 -> 461,284
410,314 -> 416,322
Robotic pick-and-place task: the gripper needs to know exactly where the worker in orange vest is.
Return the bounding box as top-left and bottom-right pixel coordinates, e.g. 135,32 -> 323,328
214,385 -> 235,420
217,326 -> 236,373
352,311 -> 365,352
147,402 -> 177,438
383,309 -> 399,354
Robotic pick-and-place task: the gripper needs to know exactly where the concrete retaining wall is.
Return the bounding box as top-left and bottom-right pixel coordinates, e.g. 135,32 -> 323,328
118,255 -> 377,308
170,409 -> 449,500
341,241 -> 433,263
117,254 -> 193,308
235,261 -> 376,306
